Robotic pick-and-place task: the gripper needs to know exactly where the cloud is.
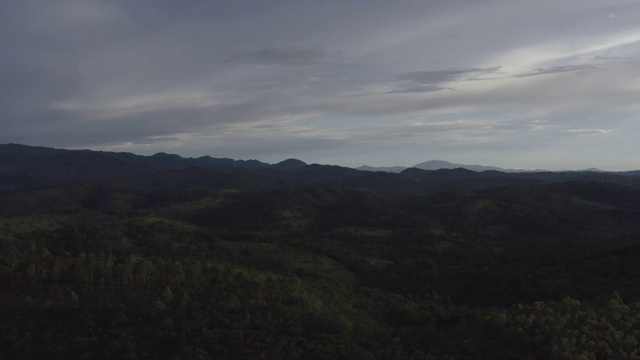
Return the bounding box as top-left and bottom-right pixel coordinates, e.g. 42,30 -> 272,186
382,67 -> 501,94
525,119 -> 615,136
2,0 -> 640,170
514,64 -> 601,78
528,120 -> 567,132
565,128 -> 615,135
49,91 -> 220,119
384,84 -> 448,94
226,47 -> 326,65
398,67 -> 502,85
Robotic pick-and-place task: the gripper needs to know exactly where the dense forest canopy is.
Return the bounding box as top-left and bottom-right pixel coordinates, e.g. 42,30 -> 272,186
2,145 -> 640,359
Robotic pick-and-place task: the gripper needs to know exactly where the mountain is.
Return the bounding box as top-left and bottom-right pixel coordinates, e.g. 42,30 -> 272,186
413,160 -> 527,172
272,158 -> 308,170
358,160 -> 540,173
356,165 -> 407,173
357,165 -> 408,173
0,144 -> 292,190
575,167 -> 604,172
3,144 -> 640,196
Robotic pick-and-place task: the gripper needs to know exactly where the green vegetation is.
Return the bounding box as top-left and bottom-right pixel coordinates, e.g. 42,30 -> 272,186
2,179 -> 640,359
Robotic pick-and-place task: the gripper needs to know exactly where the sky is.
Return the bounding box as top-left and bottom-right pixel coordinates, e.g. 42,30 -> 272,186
2,0 -> 640,170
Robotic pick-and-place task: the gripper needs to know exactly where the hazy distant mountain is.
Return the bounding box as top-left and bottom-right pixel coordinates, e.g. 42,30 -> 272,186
3,144 -> 639,195
272,158 -> 308,170
357,160 -> 606,173
357,165 -> 407,173
413,160 -> 530,173
359,160 -> 531,173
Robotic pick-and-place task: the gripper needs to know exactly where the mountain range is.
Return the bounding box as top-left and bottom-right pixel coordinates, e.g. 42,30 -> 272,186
0,143 -> 637,194
359,160 -> 550,173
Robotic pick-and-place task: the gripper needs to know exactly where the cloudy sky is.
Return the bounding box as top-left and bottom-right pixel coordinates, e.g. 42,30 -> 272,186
2,0 -> 640,170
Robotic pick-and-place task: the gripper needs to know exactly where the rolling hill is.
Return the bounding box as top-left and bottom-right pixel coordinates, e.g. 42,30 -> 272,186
3,143 -> 640,358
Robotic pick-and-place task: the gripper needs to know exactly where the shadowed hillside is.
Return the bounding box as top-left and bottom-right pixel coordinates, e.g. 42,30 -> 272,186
3,144 -> 640,359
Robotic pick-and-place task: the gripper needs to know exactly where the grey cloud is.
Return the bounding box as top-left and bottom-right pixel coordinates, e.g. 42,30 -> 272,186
565,128 -> 614,135
4,95 -> 320,149
593,56 -> 630,60
386,67 -> 500,94
226,47 -> 326,66
2,0 -> 640,170
398,67 -> 501,85
384,85 -> 448,94
514,65 -> 600,78
2,108 -> 204,148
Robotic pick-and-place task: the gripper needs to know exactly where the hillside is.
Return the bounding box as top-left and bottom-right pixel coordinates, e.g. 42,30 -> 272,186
2,144 -> 640,359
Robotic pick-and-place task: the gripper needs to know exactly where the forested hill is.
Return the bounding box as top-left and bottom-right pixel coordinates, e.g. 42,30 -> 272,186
2,143 -> 640,194
3,144 -> 640,358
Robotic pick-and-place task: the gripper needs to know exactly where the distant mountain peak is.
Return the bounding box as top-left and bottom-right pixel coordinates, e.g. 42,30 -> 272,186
435,167 -> 476,173
151,152 -> 183,159
272,158 -> 308,170
416,160 -> 456,167
413,160 -> 522,173
357,165 -> 407,173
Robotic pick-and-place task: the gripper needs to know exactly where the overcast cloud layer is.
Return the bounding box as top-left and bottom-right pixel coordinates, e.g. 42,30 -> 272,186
2,0 -> 640,170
